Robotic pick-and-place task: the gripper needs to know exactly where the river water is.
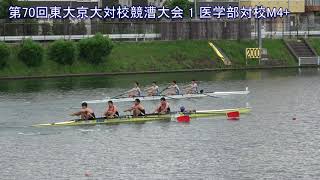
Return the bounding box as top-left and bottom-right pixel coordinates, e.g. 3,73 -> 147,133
0,69 -> 320,179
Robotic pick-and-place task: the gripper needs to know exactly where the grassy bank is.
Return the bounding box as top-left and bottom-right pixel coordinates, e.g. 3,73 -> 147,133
0,40 -> 222,77
215,39 -> 297,66
0,39 -> 298,77
308,38 -> 320,55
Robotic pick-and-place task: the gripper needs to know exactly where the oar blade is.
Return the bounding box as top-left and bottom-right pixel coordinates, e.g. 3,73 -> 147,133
177,115 -> 190,123
226,111 -> 240,120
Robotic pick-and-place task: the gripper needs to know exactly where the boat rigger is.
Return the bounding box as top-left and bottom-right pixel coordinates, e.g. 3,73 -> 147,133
84,87 -> 250,104
33,107 -> 251,127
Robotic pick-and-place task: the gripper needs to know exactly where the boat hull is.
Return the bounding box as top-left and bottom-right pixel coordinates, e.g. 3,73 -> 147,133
33,108 -> 251,127
84,88 -> 249,104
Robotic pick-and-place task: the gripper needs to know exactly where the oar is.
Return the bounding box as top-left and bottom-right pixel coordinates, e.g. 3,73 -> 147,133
160,94 -> 176,100
112,85 -> 148,99
66,107 -> 80,110
78,90 -> 130,108
73,114 -> 130,122
109,90 -> 131,99
202,93 -> 219,98
176,115 -> 190,123
199,90 -> 219,98
159,85 -> 171,94
158,85 -> 184,100
74,111 -> 179,122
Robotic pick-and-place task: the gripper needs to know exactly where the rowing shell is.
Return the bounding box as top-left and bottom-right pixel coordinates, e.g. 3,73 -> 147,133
84,87 -> 250,104
33,107 -> 251,127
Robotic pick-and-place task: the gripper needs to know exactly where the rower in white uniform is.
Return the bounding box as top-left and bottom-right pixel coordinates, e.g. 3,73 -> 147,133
145,81 -> 160,96
185,80 -> 198,94
166,80 -> 180,95
127,81 -> 141,97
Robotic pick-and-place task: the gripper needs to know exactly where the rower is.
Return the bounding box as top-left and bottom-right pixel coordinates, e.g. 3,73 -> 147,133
185,80 -> 199,94
145,81 -> 160,96
104,101 -> 119,118
124,99 -> 146,117
71,102 -> 96,120
154,97 -> 171,114
166,80 -> 180,95
128,81 -> 141,97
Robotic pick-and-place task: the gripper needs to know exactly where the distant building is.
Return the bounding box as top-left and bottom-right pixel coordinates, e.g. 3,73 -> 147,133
240,0 -> 305,13
306,0 -> 320,11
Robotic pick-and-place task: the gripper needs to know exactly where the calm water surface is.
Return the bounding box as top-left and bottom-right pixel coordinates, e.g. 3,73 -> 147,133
0,69 -> 320,179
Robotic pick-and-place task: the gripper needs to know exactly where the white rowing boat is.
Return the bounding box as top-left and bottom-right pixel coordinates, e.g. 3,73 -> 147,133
84,87 -> 250,104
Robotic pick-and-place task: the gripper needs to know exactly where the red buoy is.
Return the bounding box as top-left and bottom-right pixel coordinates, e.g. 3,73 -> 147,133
227,111 -> 240,120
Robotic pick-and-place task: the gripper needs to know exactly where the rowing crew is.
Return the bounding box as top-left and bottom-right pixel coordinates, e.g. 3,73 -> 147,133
126,80 -> 199,97
71,97 -> 171,120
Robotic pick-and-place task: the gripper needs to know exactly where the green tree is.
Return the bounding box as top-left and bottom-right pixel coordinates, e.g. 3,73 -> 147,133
0,0 -> 27,19
48,40 -> 76,65
0,42 -> 10,68
0,0 -> 17,19
18,39 -> 44,67
78,33 -> 114,64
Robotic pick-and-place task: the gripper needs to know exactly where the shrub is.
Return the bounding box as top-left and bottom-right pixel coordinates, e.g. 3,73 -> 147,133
0,42 -> 10,68
48,40 -> 76,65
78,33 -> 113,64
18,39 -> 44,67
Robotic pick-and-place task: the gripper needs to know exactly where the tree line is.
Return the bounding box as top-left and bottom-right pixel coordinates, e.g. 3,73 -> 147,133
0,33 -> 114,68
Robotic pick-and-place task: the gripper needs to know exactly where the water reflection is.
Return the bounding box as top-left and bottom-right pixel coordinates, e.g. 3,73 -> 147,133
0,68 -> 315,93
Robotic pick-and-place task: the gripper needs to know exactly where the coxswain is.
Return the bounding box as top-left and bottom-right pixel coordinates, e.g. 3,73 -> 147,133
71,102 -> 95,120
179,106 -> 195,114
124,99 -> 146,117
154,97 -> 171,114
104,101 -> 119,118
